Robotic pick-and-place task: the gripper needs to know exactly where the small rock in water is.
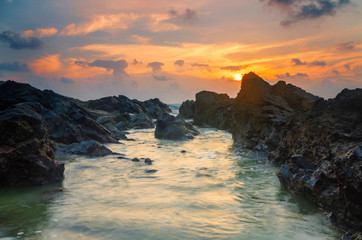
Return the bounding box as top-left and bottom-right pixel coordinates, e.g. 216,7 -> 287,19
145,169 -> 158,173
132,158 -> 140,162
181,150 -> 186,153
144,158 -> 152,164
117,156 -> 127,159
34,230 -> 42,234
17,232 -> 24,236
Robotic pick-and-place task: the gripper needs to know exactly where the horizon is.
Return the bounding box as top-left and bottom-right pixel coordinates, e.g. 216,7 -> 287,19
1,0 -> 362,103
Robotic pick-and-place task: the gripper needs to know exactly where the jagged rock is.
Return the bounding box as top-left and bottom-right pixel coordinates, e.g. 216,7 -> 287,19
86,95 -> 171,128
155,113 -> 199,140
56,140 -> 116,157
179,100 -> 195,119
0,104 -> 64,186
0,81 -> 117,144
188,72 -> 362,233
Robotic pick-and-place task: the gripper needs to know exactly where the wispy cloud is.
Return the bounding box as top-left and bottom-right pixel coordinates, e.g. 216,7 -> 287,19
60,77 -> 74,84
335,41 -> 356,51
220,65 -> 243,71
60,13 -> 139,36
0,30 -> 42,49
76,59 -> 128,75
152,74 -> 169,81
191,63 -> 209,67
276,72 -> 309,78
291,58 -> 307,65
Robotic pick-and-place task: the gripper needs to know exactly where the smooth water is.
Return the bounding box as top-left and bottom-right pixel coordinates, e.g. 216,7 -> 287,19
0,128 -> 341,239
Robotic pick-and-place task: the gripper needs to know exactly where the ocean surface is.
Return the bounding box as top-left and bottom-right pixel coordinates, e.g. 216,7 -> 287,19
0,108 -> 341,239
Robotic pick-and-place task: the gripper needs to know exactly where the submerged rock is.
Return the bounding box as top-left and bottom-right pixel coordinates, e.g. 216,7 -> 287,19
0,104 -> 64,186
56,140 -> 117,157
155,113 -> 199,140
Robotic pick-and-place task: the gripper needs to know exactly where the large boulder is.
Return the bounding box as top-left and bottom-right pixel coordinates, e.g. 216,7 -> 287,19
155,113 -> 199,140
0,104 -> 64,186
179,100 -> 195,119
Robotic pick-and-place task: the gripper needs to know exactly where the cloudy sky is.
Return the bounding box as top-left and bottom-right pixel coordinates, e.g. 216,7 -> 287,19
0,0 -> 361,102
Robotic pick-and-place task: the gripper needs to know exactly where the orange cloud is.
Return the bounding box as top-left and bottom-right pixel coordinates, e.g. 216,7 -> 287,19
60,13 -> 139,36
29,55 -> 62,77
37,27 -> 58,37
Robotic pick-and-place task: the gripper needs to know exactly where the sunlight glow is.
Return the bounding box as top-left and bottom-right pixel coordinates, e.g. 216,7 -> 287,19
233,74 -> 242,81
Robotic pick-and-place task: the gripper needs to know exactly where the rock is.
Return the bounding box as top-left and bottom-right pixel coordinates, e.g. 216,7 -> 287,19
132,158 -> 140,162
179,100 -> 195,119
56,140 -> 116,157
144,158 -> 152,164
145,169 -> 158,173
181,150 -> 186,153
155,113 -> 199,140
130,112 -> 155,129
188,72 -> 362,233
0,81 -> 117,145
0,104 -> 64,186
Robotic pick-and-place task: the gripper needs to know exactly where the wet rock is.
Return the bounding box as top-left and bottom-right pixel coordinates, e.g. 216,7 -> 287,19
145,169 -> 158,173
155,113 -> 199,140
0,104 -> 64,186
56,140 -> 116,157
181,150 -> 186,153
144,158 -> 152,164
179,100 -> 195,119
132,158 -> 140,162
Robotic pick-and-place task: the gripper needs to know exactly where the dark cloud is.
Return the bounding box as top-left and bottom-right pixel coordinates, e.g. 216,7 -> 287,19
170,82 -> 180,89
174,60 -> 184,67
291,58 -> 307,65
0,61 -> 30,72
344,63 -> 351,70
60,77 -> 74,84
335,41 -> 356,51
148,62 -> 164,72
191,63 -> 209,67
310,60 -> 326,66
76,59 -> 128,75
0,30 -> 42,49
133,59 -> 142,65
275,72 -> 309,78
220,65 -> 243,71
169,8 -> 197,22
262,0 -> 351,26
152,74 -> 169,81
332,70 -> 340,75
291,58 -> 326,67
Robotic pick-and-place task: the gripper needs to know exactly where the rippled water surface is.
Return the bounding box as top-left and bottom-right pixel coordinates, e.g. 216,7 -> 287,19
0,127 -> 341,239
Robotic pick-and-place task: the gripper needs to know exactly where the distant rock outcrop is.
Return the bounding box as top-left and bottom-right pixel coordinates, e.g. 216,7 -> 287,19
85,95 -> 171,132
187,72 -> 361,234
155,113 -> 199,140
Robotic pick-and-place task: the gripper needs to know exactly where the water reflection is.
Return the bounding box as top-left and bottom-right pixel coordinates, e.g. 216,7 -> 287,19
0,184 -> 63,239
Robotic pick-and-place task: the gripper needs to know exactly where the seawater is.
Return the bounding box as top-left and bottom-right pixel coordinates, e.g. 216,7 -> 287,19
0,127 -> 341,239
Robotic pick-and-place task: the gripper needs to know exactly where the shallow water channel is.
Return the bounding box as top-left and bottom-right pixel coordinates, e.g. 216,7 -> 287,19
0,127 -> 341,239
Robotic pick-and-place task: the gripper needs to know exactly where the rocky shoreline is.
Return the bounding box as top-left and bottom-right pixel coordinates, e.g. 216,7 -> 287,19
180,72 -> 362,238
0,80 -> 171,186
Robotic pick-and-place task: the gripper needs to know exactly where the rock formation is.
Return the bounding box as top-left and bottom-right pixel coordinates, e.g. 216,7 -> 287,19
155,113 -> 199,140
185,72 -> 361,234
179,100 -> 195,119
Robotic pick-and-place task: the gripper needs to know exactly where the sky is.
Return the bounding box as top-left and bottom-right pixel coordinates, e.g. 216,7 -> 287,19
0,0 -> 361,103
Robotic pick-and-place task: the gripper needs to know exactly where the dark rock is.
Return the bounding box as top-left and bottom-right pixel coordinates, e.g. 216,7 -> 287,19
181,150 -> 186,153
144,158 -> 152,164
132,158 -> 140,162
56,140 -> 116,157
0,104 -> 64,186
189,72 -> 362,233
155,113 -> 199,140
145,169 -> 158,173
0,81 -> 117,145
179,100 -> 195,119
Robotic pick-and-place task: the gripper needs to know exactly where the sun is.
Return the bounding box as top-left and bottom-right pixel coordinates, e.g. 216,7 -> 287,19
233,73 -> 242,81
